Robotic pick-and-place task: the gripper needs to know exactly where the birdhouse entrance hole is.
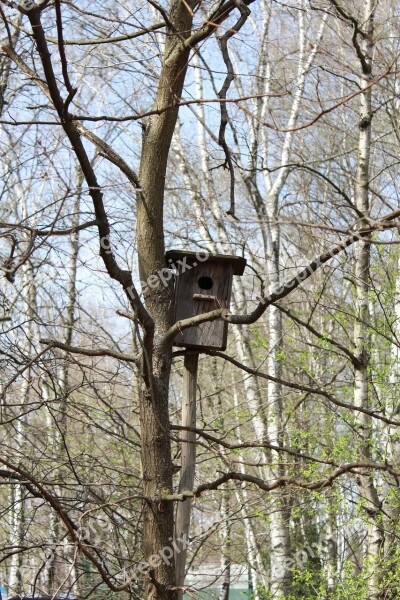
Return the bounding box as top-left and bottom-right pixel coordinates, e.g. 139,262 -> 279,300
198,276 -> 213,290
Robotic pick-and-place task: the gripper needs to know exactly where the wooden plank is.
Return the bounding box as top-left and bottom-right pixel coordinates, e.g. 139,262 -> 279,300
173,262 -> 233,350
166,249 -> 246,275
175,354 -> 198,599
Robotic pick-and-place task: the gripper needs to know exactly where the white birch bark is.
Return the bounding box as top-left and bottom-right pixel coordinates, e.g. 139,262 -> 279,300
260,9 -> 326,596
7,179 -> 39,595
232,386 -> 268,598
325,504 -> 338,594
8,260 -> 35,595
218,490 -> 231,600
8,382 -> 27,595
352,3 -> 382,597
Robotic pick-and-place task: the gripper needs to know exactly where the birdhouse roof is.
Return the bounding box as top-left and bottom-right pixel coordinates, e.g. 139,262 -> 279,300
165,250 -> 246,275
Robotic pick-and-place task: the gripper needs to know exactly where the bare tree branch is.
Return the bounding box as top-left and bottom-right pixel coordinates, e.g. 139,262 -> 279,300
40,339 -> 140,364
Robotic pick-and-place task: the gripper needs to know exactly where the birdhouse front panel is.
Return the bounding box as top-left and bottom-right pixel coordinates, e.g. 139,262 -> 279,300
173,259 -> 234,350
166,250 -> 246,351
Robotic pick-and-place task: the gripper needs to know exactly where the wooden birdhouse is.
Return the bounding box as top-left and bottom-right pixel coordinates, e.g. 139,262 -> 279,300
166,249 -> 246,351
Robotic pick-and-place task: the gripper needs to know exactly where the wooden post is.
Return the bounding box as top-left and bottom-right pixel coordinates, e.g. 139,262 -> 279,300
175,353 -> 198,599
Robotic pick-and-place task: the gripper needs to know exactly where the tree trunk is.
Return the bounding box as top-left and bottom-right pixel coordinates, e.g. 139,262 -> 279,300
232,387 -> 268,599
265,201 -> 291,598
8,477 -> 25,595
136,3 -> 194,598
218,490 -> 231,600
325,502 -> 338,594
352,3 -> 383,597
8,263 -> 34,596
